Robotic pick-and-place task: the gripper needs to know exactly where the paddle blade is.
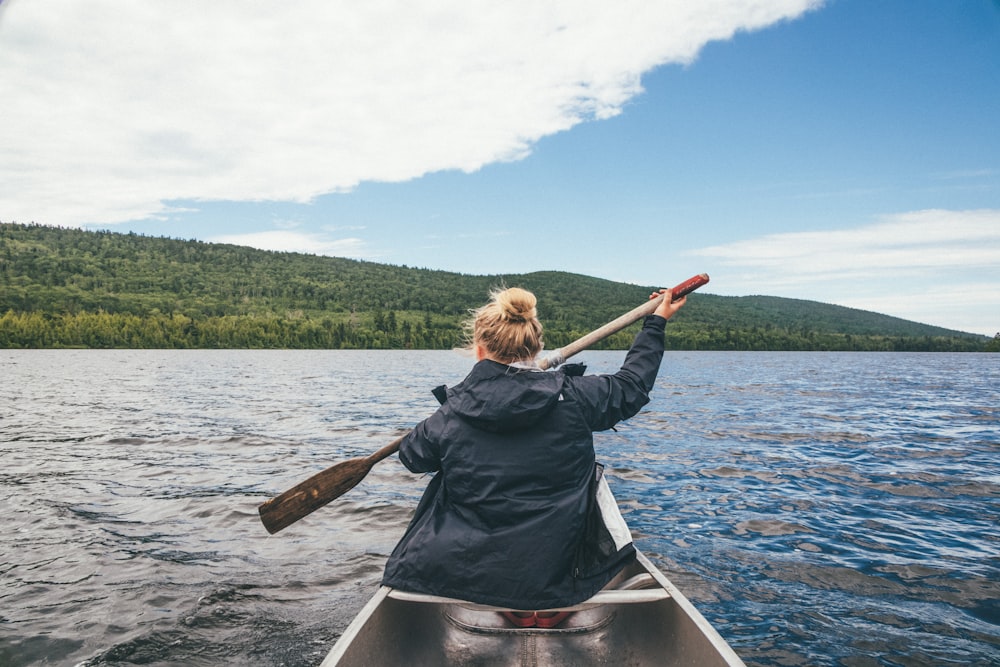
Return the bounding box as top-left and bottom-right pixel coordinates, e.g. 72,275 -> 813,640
258,456 -> 374,534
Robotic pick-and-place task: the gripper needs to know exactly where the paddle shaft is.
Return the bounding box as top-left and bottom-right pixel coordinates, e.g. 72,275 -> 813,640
258,273 -> 709,533
538,273 -> 709,370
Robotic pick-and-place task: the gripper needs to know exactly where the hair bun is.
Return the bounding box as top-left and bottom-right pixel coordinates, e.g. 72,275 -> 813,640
496,287 -> 537,322
468,286 -> 543,362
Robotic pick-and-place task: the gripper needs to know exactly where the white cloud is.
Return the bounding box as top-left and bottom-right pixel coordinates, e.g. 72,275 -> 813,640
0,0 -> 822,226
208,230 -> 369,258
689,209 -> 1000,335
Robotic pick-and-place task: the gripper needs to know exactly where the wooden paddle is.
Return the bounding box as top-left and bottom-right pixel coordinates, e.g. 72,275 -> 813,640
258,273 -> 709,534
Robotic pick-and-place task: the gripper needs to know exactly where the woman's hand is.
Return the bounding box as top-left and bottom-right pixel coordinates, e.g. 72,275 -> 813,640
650,288 -> 686,321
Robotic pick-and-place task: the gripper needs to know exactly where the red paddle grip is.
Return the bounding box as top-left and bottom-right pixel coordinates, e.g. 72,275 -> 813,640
669,273 -> 710,301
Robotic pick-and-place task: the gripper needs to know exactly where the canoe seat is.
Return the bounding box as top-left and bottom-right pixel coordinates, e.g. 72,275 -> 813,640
386,573 -> 671,613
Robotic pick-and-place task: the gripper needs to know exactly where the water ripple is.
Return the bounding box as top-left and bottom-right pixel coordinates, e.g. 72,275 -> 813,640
1,350 -> 998,666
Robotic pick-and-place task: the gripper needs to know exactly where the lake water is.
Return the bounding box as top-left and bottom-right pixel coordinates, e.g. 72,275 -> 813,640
1,350 -> 998,666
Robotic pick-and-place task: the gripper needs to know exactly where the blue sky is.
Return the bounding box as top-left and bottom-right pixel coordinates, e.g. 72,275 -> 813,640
2,0 -> 998,335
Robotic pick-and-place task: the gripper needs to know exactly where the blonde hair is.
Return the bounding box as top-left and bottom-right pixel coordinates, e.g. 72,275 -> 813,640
468,287 -> 543,364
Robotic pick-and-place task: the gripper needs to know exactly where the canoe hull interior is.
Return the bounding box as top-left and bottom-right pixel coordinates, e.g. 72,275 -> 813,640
321,552 -> 745,666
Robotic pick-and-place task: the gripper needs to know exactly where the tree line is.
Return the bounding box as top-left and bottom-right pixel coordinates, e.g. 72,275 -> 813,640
0,309 -> 989,351
1,222 -> 993,351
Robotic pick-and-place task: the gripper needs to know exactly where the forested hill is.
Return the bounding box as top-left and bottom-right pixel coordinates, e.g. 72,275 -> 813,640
0,222 -> 993,351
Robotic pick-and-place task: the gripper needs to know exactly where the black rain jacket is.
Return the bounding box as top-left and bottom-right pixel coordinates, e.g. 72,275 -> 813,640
381,315 -> 668,609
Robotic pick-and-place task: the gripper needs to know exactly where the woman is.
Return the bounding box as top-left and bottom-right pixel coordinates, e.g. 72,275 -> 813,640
381,285 -> 686,619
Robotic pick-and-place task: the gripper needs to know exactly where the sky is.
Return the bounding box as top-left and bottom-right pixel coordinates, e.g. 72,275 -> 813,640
1,0 -> 998,336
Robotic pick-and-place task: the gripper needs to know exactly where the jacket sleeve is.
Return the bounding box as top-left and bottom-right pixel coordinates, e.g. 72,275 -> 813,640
567,315 -> 666,432
397,411 -> 444,473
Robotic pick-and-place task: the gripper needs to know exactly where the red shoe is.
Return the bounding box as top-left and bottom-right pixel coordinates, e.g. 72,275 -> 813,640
501,611 -> 536,627
533,611 -> 572,628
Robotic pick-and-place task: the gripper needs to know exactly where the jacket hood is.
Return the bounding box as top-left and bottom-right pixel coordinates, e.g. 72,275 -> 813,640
445,360 -> 564,433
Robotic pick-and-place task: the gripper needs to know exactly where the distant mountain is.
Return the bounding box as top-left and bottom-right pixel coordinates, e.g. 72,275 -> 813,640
0,222 -> 991,351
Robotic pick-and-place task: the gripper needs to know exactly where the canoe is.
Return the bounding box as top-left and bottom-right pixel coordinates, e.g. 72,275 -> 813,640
320,550 -> 746,666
